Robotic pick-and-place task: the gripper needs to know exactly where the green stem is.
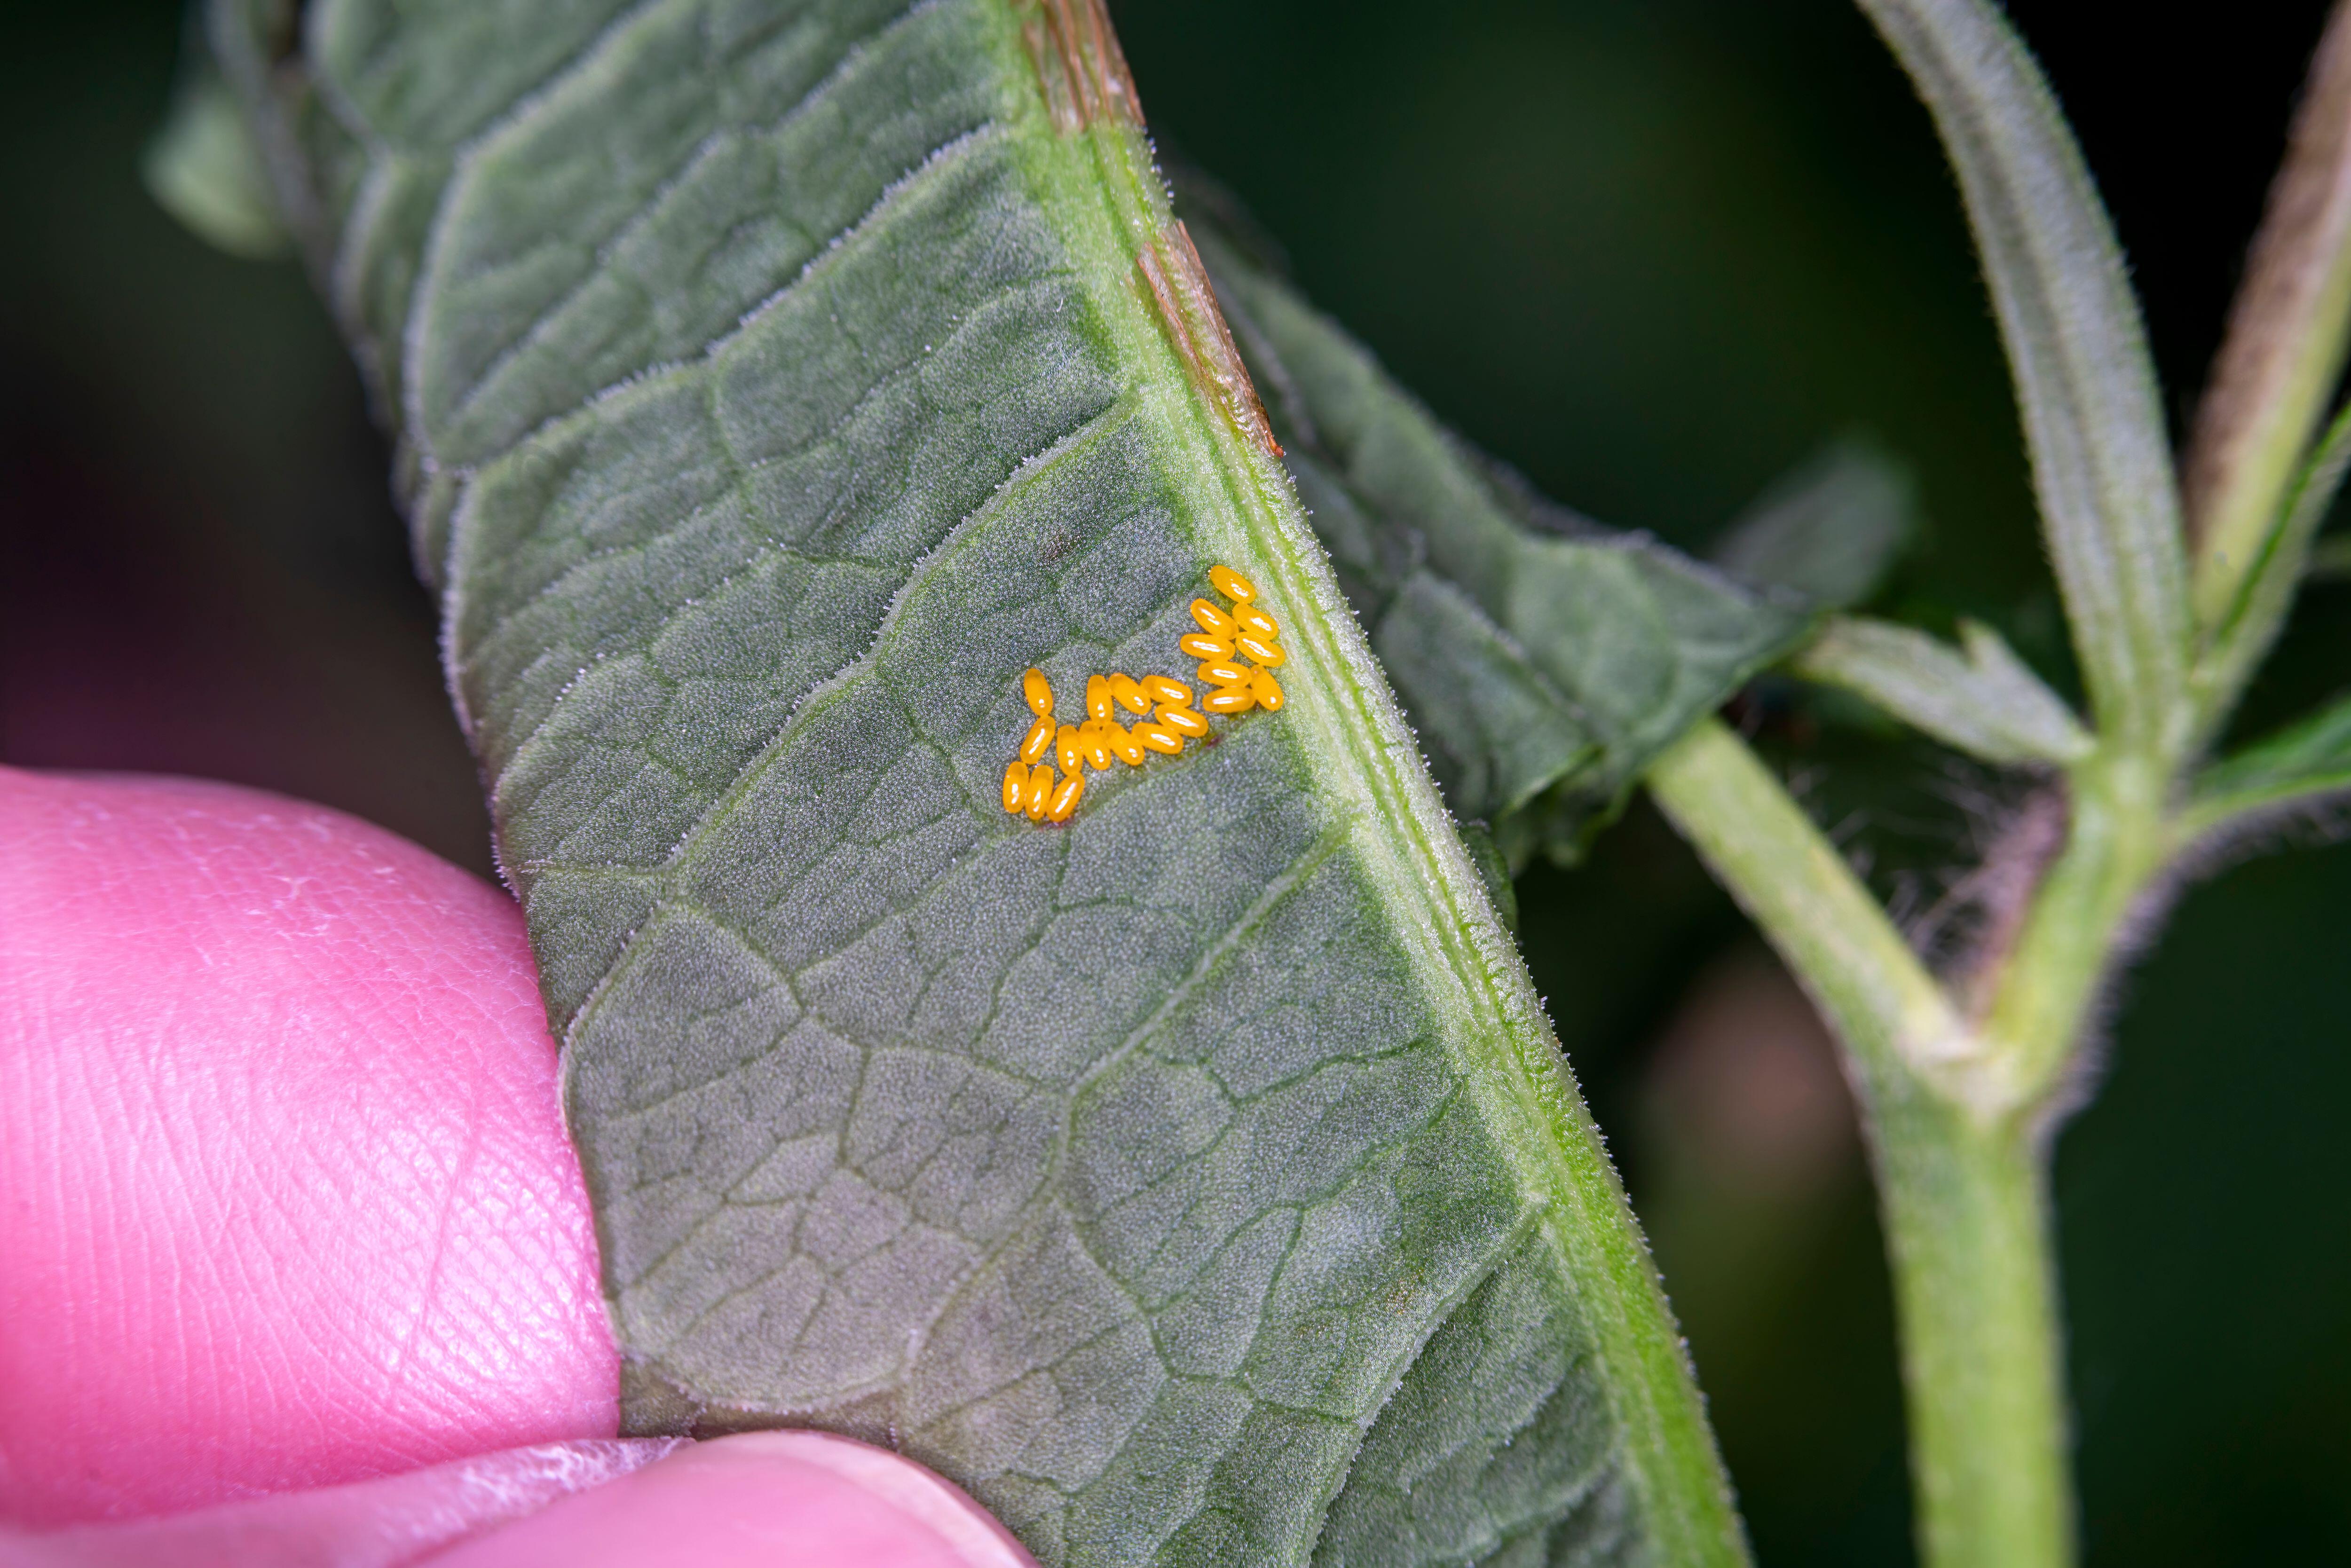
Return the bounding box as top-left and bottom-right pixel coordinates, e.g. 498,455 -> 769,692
1642,719 -> 1965,1093
1979,748 -> 2173,1095
1872,1083 -> 2072,1568
1648,718 -> 2072,1568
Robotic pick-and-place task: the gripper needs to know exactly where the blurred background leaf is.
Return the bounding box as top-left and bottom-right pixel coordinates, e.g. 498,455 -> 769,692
1183,181 -> 1851,862
142,54 -> 287,260
3,0 -> 2347,1562
1707,440 -> 1917,611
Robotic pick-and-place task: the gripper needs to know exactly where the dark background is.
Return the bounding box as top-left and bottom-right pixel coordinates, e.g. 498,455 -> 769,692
3,2 -> 2345,1561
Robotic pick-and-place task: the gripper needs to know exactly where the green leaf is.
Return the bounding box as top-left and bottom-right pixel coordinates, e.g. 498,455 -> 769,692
2185,691 -> 2351,835
1180,191 -> 1815,864
215,0 -> 1746,1562
1792,615 -> 2092,767
1707,440 -> 1916,611
143,62 -> 289,258
1856,0 -> 2192,762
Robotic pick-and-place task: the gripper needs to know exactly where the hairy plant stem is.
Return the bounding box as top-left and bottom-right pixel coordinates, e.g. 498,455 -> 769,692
1644,12 -> 2351,1563
1976,748 -> 2175,1096
1647,718 -> 2074,1568
2185,0 -> 2351,620
1870,1089 -> 2069,1568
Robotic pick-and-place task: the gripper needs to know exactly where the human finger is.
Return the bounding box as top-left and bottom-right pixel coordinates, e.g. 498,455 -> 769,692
0,768 -> 616,1525
0,1436 -> 1035,1568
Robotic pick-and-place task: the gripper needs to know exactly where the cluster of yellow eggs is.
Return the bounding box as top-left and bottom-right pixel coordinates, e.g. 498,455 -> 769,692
1001,563 -> 1286,823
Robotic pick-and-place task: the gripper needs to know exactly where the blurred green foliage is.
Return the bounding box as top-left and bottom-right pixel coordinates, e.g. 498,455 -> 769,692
1,0 -> 2343,1561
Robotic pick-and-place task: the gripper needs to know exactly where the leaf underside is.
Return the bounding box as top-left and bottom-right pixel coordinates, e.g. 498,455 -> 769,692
214,1 -> 1745,1563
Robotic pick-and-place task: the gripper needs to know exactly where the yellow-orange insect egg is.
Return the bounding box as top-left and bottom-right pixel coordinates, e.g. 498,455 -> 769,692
1080,723 -> 1114,771
1234,633 -> 1285,667
1049,770 -> 1085,822
1020,713 -> 1055,766
1056,723 -> 1083,776
1002,761 -> 1029,814
1086,674 -> 1113,722
1143,674 -> 1192,707
1179,632 -> 1232,660
1106,723 -> 1146,765
1026,765 -> 1055,819
1209,564 -> 1256,602
1158,703 -> 1207,737
1109,674 -> 1153,715
1023,668 -> 1053,717
1197,660 -> 1248,687
1136,723 -> 1185,755
1189,598 -> 1238,637
1249,666 -> 1285,711
1203,685 -> 1256,715
1234,605 -> 1279,640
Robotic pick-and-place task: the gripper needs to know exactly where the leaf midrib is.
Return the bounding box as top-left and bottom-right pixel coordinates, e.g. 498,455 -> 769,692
1010,47 -> 1726,1562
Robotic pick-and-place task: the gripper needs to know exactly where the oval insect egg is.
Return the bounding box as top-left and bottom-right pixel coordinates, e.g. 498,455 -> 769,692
1005,568 -> 1289,824
1179,632 -> 1232,660
1189,598 -> 1238,637
1109,674 -> 1153,715
1021,713 -> 1055,765
1203,685 -> 1256,715
1234,633 -> 1285,668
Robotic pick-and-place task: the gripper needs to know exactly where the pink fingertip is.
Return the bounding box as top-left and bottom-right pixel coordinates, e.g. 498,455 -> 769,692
430,1433 -> 1037,1568
0,768 -> 619,1525
0,1440 -> 681,1567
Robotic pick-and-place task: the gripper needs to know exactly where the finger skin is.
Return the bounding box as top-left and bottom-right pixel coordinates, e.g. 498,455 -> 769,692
0,768 -> 618,1525
0,1435 -> 1037,1568
430,1434 -> 1038,1568
0,1439 -> 683,1568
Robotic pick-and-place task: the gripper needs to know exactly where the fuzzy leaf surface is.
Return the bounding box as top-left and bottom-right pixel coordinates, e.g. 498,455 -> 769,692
1856,0 -> 2192,761
212,1 -> 1745,1564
